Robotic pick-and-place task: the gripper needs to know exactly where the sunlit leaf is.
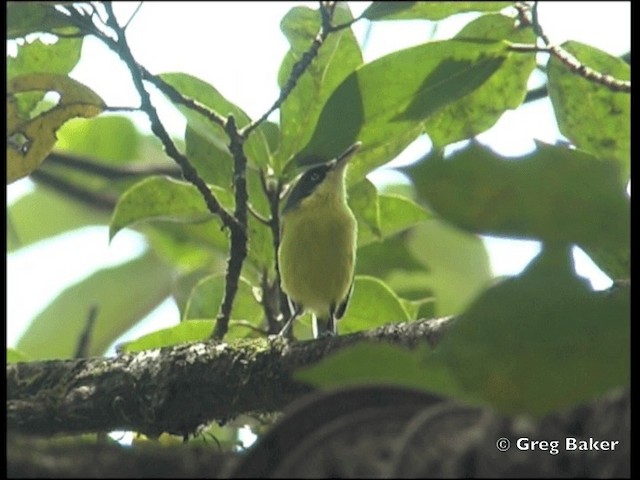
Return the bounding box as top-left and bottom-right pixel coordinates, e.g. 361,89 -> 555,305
55,116 -> 141,164
424,14 -> 537,147
548,41 -> 630,182
340,276 -> 410,334
349,179 -> 381,243
7,2 -> 80,39
110,176 -> 233,241
7,74 -> 105,183
295,38 -> 509,184
16,252 -> 174,360
159,73 -> 271,167
7,348 -> 30,364
362,2 -> 511,21
183,275 -> 264,338
118,320 -> 214,353
276,5 -> 362,172
7,185 -> 110,252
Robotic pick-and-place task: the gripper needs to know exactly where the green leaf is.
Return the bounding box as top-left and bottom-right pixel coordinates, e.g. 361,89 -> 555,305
16,252 -> 174,360
159,73 -> 271,168
362,2 -> 511,21
295,343 -> 461,395
7,3 -> 80,39
431,246 -> 630,416
7,74 -> 105,183
55,115 -> 141,164
118,320 -> 214,353
395,221 -> 492,316
349,179 -> 381,243
185,125 -> 233,187
183,275 -> 264,335
8,37 -> 82,81
110,176 -> 233,241
7,348 -> 30,364
424,14 -> 537,147
276,5 -> 362,172
8,185 -> 110,252
295,38 -> 509,184
548,41 -> 630,182
378,194 -> 430,239
340,276 -> 410,334
407,142 -> 630,274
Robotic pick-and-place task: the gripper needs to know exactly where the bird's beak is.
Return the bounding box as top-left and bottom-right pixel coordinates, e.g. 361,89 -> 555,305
332,141 -> 362,170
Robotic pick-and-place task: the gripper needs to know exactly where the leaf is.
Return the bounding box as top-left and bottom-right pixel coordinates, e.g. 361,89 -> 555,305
295,343 -> 461,395
396,221 -> 492,316
7,74 -> 105,183
362,2 -> 511,21
118,320 -> 214,353
8,185 -> 110,252
110,176 -> 234,241
7,348 -> 30,364
7,2 -> 80,39
548,41 -> 630,182
294,38 -> 509,184
276,5 -> 362,172
184,275 -> 262,322
349,179 -> 381,243
159,73 -> 271,168
407,142 -> 630,274
424,14 -> 537,147
7,37 -> 82,81
340,276 -> 410,334
431,246 -> 630,416
55,115 -> 141,164
16,252 -> 174,360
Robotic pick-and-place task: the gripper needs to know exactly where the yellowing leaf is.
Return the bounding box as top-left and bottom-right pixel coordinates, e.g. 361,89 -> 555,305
6,74 -> 105,183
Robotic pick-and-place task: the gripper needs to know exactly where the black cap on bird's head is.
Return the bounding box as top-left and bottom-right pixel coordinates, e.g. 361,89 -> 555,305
282,142 -> 361,214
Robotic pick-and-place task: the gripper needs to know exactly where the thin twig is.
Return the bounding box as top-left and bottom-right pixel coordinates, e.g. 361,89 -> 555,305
99,3 -> 240,231
247,204 -> 271,225
511,2 -> 631,94
47,151 -> 181,179
74,305 -> 99,359
122,1 -> 144,31
31,169 -> 118,210
139,65 -> 227,128
509,44 -> 631,93
241,1 -> 339,137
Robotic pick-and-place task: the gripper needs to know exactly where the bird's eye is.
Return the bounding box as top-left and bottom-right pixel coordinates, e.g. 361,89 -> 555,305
310,172 -> 320,181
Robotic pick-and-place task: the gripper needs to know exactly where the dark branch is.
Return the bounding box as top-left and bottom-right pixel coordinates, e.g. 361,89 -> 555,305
99,3 -> 240,231
242,1 -> 340,137
139,65 -> 227,128
30,169 -> 118,211
212,115 -> 249,339
510,2 -> 631,93
47,151 -> 182,180
7,317 -> 452,436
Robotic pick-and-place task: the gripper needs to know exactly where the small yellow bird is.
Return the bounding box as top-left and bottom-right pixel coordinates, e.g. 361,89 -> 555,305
278,142 -> 361,338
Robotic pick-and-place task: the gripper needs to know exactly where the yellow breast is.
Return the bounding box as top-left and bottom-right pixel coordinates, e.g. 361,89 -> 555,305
278,195 -> 357,319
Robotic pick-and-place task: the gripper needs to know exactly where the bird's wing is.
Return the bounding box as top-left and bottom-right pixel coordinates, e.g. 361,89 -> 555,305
334,277 -> 354,320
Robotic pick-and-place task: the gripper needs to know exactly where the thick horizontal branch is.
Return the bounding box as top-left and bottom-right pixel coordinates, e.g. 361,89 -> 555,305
7,386 -> 629,478
7,317 -> 452,437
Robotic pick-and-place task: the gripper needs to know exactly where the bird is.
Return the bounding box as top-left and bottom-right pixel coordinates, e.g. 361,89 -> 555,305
278,142 -> 361,338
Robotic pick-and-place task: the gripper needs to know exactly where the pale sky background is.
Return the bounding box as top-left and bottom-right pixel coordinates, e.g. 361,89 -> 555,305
7,2 -> 630,349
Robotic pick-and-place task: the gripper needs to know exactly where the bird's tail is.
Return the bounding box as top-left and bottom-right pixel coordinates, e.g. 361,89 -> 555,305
313,315 -> 336,338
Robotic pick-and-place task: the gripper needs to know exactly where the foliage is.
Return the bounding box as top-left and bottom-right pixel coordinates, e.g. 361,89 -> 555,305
7,0 -> 629,429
